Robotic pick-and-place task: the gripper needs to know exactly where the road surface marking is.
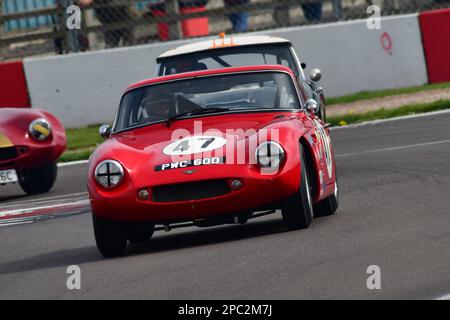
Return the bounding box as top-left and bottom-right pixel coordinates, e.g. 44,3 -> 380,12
436,293 -> 450,300
0,199 -> 89,218
0,192 -> 88,208
336,139 -> 450,158
331,109 -> 450,131
58,160 -> 89,167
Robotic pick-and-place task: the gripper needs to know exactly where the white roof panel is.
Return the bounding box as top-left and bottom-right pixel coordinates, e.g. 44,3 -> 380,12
157,35 -> 291,60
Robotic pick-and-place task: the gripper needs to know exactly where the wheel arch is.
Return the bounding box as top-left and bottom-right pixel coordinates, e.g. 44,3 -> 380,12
299,137 -> 319,201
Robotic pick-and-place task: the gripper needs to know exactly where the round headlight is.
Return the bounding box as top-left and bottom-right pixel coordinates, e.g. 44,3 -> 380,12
29,118 -> 52,141
255,142 -> 285,169
95,160 -> 124,189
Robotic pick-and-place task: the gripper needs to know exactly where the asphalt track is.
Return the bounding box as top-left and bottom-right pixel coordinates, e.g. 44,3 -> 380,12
0,112 -> 449,300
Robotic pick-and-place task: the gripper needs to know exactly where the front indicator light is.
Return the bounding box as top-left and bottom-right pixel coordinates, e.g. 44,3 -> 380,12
231,180 -> 243,190
138,189 -> 150,201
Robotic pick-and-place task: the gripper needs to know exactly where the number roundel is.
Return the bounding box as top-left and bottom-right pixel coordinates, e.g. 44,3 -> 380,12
313,119 -> 333,179
163,136 -> 227,156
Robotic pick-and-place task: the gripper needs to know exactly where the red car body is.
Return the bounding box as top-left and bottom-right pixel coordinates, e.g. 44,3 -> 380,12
88,65 -> 337,224
0,108 -> 66,194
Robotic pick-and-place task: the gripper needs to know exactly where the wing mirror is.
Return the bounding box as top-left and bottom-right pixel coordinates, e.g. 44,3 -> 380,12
310,68 -> 322,82
306,99 -> 318,113
99,124 -> 111,139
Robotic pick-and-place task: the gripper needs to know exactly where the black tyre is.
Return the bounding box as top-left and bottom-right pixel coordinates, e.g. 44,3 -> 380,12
126,222 -> 155,244
282,144 -> 314,230
314,178 -> 339,217
92,214 -> 127,258
19,161 -> 57,195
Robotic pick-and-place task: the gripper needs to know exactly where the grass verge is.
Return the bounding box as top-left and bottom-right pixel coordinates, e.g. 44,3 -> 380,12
59,99 -> 450,163
327,99 -> 450,127
60,125 -> 103,163
326,82 -> 450,106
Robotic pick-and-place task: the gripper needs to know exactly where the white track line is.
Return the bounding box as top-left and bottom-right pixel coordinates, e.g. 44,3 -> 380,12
0,199 -> 90,218
0,192 -> 88,207
0,197 -> 88,210
331,109 -> 450,131
435,293 -> 450,300
58,160 -> 89,167
335,139 -> 450,158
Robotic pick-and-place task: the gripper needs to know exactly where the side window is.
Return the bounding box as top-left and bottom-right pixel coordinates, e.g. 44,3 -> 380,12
220,53 -> 266,67
263,54 -> 278,65
198,58 -> 222,69
294,80 -> 308,108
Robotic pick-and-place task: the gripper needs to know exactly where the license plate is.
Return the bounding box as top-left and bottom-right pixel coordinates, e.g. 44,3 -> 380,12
0,169 -> 18,184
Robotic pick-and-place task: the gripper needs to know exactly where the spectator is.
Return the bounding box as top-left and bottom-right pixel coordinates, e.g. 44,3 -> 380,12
224,0 -> 250,33
78,0 -> 135,48
148,0 -> 209,41
275,0 -> 323,26
301,0 -> 323,22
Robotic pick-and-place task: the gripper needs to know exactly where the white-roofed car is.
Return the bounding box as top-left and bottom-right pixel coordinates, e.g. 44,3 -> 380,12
156,34 -> 327,120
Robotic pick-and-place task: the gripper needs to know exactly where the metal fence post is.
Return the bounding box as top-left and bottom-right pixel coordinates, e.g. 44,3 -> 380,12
166,0 -> 181,40
53,0 -> 69,54
332,0 -> 343,19
0,0 -> 3,35
274,1 -> 290,27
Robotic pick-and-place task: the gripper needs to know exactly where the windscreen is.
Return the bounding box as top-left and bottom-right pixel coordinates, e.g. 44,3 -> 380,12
158,45 -> 299,77
114,72 -> 300,132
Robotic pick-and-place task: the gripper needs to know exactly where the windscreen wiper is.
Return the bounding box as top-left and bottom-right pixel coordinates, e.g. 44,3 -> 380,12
165,107 -> 230,127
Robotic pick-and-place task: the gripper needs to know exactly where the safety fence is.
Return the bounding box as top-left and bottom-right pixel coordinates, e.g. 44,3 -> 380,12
1,0 -> 449,60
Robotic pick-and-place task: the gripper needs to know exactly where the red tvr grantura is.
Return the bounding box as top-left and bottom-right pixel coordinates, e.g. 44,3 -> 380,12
0,108 -> 66,195
88,65 -> 339,257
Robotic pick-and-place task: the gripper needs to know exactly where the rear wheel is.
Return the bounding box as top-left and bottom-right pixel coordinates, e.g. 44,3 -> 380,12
126,222 -> 155,244
314,178 -> 339,217
282,144 -> 314,230
19,161 -> 57,195
92,214 -> 127,258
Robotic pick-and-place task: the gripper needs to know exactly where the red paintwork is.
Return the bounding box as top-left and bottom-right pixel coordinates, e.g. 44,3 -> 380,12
419,8 -> 450,83
88,66 -> 337,223
0,61 -> 30,108
0,108 -> 67,170
126,65 -> 296,91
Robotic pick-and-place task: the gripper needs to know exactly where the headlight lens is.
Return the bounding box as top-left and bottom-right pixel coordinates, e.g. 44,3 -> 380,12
29,118 -> 51,141
255,142 -> 285,169
95,160 -> 124,189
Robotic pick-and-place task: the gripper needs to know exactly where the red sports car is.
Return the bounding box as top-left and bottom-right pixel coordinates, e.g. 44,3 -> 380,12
88,65 -> 339,257
0,108 -> 67,195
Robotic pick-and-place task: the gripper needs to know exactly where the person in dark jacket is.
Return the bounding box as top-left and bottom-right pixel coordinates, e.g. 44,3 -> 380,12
301,0 -> 323,22
224,0 -> 250,33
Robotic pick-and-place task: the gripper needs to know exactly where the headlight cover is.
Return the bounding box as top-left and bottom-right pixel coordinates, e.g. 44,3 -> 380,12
255,142 -> 285,169
29,118 -> 52,141
95,160 -> 124,189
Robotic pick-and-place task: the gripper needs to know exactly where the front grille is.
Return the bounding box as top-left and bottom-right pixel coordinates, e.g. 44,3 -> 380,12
0,147 -> 18,162
153,179 -> 230,203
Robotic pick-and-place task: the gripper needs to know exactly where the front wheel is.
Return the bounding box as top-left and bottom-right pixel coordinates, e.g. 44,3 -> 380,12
19,161 -> 58,195
92,214 -> 127,258
314,179 -> 339,217
281,144 -> 314,230
126,222 -> 155,244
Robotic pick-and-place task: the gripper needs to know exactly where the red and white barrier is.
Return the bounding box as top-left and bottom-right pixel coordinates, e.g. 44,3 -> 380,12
419,8 -> 450,84
0,61 -> 30,108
